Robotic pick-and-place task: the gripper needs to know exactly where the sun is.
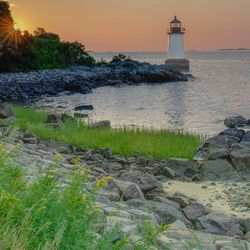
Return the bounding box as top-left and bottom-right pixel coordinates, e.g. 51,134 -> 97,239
13,22 -> 20,31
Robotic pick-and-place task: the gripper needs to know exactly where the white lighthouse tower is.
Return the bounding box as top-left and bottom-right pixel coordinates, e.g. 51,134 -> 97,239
165,16 -> 189,71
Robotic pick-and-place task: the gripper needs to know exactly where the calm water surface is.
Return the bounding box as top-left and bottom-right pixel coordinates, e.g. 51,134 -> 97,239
38,51 -> 250,136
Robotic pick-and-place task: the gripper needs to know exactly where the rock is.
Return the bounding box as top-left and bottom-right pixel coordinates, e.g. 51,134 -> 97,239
162,167 -> 178,179
243,195 -> 250,208
191,174 -> 202,182
89,120 -> 111,129
207,146 -> 230,160
46,141 -> 74,154
22,132 -> 38,144
152,196 -> 181,210
224,116 -> 247,128
74,105 -> 94,111
119,170 -> 159,193
157,228 -> 249,250
219,128 -> 245,142
0,104 -> 13,119
126,199 -> 191,226
202,159 -> 240,181
170,220 -> 188,230
241,131 -> 250,144
106,216 -> 138,234
240,219 -> 250,233
230,144 -> 250,171
197,213 -> 244,238
165,158 -> 194,178
183,202 -> 209,222
113,180 -> 145,200
74,113 -> 88,118
46,114 -> 63,124
166,195 -> 190,208
244,231 -> 250,242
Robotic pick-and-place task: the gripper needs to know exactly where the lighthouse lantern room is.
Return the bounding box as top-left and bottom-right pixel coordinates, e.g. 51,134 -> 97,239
165,16 -> 189,71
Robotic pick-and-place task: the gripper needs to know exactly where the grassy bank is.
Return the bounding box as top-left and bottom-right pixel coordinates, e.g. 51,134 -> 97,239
12,107 -> 203,159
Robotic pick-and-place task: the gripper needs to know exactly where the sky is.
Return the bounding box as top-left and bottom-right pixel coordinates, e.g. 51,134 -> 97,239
10,0 -> 250,52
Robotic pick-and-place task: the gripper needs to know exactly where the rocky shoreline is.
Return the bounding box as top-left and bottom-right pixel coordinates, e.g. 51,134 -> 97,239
0,59 -> 189,101
0,107 -> 250,249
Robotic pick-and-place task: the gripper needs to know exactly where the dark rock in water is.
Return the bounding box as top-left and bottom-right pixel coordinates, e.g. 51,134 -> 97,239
202,159 -> 240,181
224,116 -> 247,128
74,105 -> 94,111
0,104 -> 13,119
197,213 -> 244,238
89,120 -> 111,129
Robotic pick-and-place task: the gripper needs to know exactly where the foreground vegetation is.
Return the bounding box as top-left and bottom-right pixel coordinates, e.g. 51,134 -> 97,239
12,107 -> 202,159
0,144 -> 174,250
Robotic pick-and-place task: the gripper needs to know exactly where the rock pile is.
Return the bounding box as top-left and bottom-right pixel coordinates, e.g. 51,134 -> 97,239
0,59 -> 188,101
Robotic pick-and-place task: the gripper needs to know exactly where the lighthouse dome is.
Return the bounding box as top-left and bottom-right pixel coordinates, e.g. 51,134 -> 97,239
170,16 -> 181,24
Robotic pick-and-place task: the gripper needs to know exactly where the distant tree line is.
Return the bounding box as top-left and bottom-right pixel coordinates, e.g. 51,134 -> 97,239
0,1 -> 96,72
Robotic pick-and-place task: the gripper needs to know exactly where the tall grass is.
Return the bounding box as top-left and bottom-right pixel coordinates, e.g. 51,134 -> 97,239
12,106 -> 203,159
0,145 -> 128,250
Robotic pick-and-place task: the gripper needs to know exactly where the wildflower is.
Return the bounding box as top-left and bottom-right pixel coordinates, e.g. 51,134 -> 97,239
96,176 -> 113,188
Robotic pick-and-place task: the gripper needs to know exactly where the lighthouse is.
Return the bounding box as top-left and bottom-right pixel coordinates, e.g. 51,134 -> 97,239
165,16 -> 189,71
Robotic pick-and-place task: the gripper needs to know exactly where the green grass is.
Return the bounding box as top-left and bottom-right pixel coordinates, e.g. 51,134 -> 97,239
12,106 -> 203,159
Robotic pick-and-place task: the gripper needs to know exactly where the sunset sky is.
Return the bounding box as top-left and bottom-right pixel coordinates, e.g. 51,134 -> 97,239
10,0 -> 250,52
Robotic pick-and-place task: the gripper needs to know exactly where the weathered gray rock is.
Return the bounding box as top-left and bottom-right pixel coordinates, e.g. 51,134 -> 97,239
119,170 -> 159,193
224,116 -> 248,128
202,159 -> 240,181
165,158 -> 194,178
113,180 -> 144,200
162,166 -> 178,178
152,196 -> 181,210
230,144 -> 250,171
89,120 -> 111,129
197,213 -> 244,238
243,195 -> 250,208
219,128 -> 245,142
207,146 -> 230,160
46,141 -> 74,154
166,194 -> 190,208
0,104 -> 13,119
22,132 -> 38,144
245,231 -> 250,242
241,131 -> 250,144
45,114 -> 63,125
183,202 -> 209,222
126,199 -> 191,226
157,229 -> 250,250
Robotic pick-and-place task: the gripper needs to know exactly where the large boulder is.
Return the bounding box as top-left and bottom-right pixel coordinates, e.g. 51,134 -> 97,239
202,159 -> 240,181
224,116 -> 248,128
219,128 -> 245,142
165,158 -> 195,178
230,144 -> 250,171
113,179 -> 144,200
126,199 -> 191,226
183,202 -> 209,222
89,120 -> 111,129
0,104 -> 13,119
197,213 -> 244,238
119,170 -> 159,193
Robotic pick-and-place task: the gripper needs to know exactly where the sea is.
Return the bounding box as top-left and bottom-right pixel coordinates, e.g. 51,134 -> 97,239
40,50 -> 250,136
